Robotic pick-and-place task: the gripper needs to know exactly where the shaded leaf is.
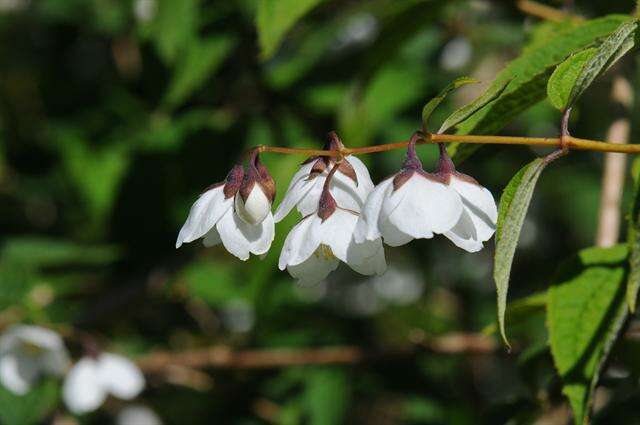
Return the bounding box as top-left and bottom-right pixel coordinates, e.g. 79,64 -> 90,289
449,15 -> 630,163
1,237 -> 119,268
547,48 -> 597,111
438,77 -> 513,134
548,245 -> 628,425
627,164 -> 640,312
256,0 -> 324,60
421,77 -> 478,132
494,158 -> 547,347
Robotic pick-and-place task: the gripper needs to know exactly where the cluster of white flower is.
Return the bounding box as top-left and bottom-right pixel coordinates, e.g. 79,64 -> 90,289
0,325 -> 145,415
177,132 -> 498,285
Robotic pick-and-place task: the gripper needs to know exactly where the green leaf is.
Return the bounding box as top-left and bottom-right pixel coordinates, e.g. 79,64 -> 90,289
547,48 -> 597,111
304,369 -> 349,425
164,35 -> 236,108
448,15 -> 630,163
566,21 -> 637,109
548,245 -> 628,425
438,77 -> 513,134
152,0 -> 200,64
421,77 -> 478,132
256,0 -> 324,60
494,158 -> 548,347
627,165 -> 640,312
0,379 -> 59,425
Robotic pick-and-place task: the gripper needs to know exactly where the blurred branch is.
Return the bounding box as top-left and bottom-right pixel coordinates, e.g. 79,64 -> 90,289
516,0 -> 582,22
596,77 -> 633,247
137,333 -> 497,372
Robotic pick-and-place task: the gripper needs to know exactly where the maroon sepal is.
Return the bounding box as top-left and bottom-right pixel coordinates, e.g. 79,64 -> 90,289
392,169 -> 416,191
317,189 -> 337,222
239,152 -> 276,203
223,164 -> 244,199
432,143 -> 480,185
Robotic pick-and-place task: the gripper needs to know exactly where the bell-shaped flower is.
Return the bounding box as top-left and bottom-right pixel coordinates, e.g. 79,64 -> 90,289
279,165 -> 386,285
0,325 -> 70,395
274,131 -> 374,222
435,145 -> 498,252
355,134 -> 463,247
63,352 -> 145,415
176,152 -> 276,260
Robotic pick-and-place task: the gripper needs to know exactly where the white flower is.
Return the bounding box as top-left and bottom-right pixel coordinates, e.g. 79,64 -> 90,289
0,325 -> 69,395
355,136 -> 497,252
176,153 -> 276,260
279,173 -> 386,285
354,171 -> 463,247
274,132 -> 374,222
63,353 -> 145,415
443,173 -> 498,252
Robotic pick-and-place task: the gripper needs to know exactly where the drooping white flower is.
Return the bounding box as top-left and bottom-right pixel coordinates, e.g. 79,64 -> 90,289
0,325 -> 69,395
176,152 -> 276,260
355,135 -> 497,252
279,166 -> 386,285
117,404 -> 163,425
438,150 -> 498,252
274,131 -> 374,222
63,352 -> 145,415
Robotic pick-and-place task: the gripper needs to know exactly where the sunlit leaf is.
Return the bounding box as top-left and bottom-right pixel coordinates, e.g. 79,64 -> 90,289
494,158 -> 548,347
548,245 -> 628,425
421,77 -> 478,132
449,15 -> 630,163
152,0 -> 200,64
438,77 -> 513,134
547,48 -> 596,111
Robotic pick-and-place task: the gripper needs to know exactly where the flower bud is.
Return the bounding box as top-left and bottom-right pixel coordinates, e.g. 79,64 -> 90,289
235,152 -> 275,225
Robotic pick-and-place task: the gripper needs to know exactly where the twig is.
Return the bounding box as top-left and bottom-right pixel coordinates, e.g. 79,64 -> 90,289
516,0 -> 582,22
596,77 -> 633,247
137,333 -> 497,372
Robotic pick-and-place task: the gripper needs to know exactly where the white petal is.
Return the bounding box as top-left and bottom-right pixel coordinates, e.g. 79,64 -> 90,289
63,358 -> 107,414
450,176 -> 497,242
235,186 -> 271,225
444,210 -> 484,253
176,187 -> 232,248
295,178 -> 324,216
345,156 -> 375,200
346,238 -> 386,276
116,405 -> 162,425
0,354 -> 38,395
318,209 -> 358,263
287,252 -> 339,286
273,162 -> 316,222
216,209 -> 251,260
249,213 -> 275,255
40,347 -> 70,376
331,170 -> 366,212
354,178 -> 394,243
97,353 -> 145,400
202,227 -> 221,247
379,219 -> 414,247
279,215 -> 321,269
387,175 -> 462,239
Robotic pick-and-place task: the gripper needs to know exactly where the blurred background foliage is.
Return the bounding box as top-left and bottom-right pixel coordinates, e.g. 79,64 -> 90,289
1,0 -> 640,423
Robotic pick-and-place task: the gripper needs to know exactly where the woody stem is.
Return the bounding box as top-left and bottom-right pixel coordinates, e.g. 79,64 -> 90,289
254,132 -> 640,158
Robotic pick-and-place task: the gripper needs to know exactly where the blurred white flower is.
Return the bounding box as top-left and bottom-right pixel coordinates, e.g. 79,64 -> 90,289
63,353 -> 145,415
274,132 -> 373,222
133,0 -> 157,23
117,404 -> 162,425
0,325 -> 69,395
221,299 -> 255,333
440,36 -> 473,71
333,13 -> 378,50
372,266 -> 424,305
176,153 -> 276,260
0,0 -> 29,13
279,168 -> 386,285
